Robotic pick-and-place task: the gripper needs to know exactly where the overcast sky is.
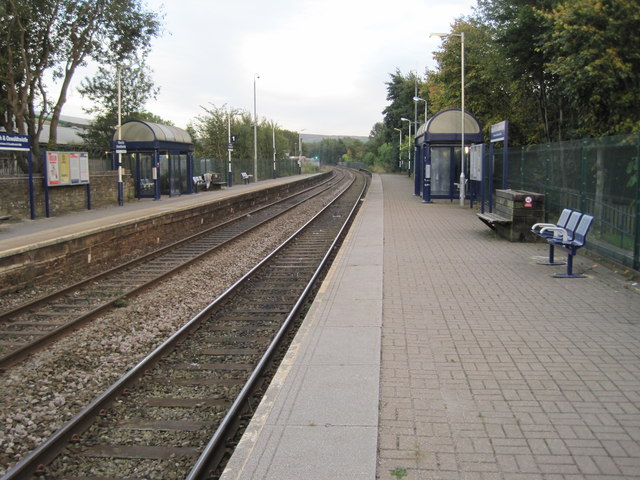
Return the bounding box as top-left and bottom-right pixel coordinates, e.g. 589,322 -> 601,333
63,0 -> 477,137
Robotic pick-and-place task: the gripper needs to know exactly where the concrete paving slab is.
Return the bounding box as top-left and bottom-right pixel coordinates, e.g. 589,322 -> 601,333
220,173 -> 384,480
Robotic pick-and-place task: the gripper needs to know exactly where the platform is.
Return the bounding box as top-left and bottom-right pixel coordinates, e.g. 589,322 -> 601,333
0,175 -> 312,255
222,173 -> 640,479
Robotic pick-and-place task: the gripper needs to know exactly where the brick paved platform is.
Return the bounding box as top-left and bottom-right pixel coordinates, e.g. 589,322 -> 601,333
223,173 -> 640,480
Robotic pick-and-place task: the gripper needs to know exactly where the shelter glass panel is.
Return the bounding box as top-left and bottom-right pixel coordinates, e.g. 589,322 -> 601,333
179,154 -> 188,193
431,147 -> 451,196
138,152 -> 155,197
159,153 -> 169,194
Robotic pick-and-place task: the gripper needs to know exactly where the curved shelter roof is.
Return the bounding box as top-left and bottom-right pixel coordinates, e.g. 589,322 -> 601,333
415,108 -> 482,144
115,120 -> 192,145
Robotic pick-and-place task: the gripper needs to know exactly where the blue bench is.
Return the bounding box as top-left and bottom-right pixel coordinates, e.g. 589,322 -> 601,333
531,208 -> 575,265
535,212 -> 594,278
241,172 -> 253,184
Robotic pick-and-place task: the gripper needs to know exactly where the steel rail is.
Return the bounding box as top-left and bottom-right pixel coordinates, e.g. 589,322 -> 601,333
0,171 -> 343,370
0,169 -> 364,479
187,171 -> 368,479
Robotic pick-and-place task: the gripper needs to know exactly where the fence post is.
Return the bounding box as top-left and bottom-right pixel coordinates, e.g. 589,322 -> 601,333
634,136 -> 640,270
520,146 -> 524,189
580,139 -> 588,213
544,144 -> 550,222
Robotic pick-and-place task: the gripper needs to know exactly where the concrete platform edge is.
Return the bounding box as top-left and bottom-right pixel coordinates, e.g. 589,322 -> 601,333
220,174 -> 384,480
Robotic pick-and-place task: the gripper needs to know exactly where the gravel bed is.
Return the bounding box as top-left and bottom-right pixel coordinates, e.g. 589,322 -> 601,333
0,190 -> 336,475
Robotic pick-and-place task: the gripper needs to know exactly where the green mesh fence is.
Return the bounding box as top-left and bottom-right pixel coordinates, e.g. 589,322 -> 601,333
491,134 -> 640,270
193,157 -> 299,184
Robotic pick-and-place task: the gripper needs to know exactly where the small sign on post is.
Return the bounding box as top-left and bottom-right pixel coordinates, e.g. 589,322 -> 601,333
115,140 -> 127,154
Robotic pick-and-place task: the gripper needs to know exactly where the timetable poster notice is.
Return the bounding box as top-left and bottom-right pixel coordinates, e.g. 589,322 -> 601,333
46,151 -> 90,187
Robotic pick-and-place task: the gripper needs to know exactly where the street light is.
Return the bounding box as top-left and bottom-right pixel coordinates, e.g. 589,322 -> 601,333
298,129 -> 306,174
272,123 -> 277,179
116,64 -> 133,206
413,96 -> 427,124
227,106 -> 234,187
400,117 -> 412,176
393,127 -> 402,170
253,73 -> 260,183
430,31 -> 465,206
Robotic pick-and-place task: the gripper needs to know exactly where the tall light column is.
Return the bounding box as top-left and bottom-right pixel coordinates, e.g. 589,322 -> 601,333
227,106 -> 233,187
413,96 -> 427,124
393,127 -> 402,170
298,129 -> 306,174
117,66 -> 124,206
400,117 -> 412,175
253,73 -> 259,182
430,31 -> 465,205
272,123 -> 277,179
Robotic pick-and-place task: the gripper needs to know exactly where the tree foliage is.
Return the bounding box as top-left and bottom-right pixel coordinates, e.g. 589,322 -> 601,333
190,104 -> 299,166
0,0 -> 161,168
77,61 -> 161,153
413,0 -> 640,145
539,0 -> 640,136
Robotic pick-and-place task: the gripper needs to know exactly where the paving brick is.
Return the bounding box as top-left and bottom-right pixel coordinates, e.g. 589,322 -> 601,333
375,175 -> 640,479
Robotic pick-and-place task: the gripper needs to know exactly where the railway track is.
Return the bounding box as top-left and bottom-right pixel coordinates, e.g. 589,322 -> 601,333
1,168 -> 368,479
0,170 -> 346,370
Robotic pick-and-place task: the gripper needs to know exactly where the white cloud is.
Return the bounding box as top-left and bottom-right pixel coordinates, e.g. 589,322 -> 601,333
60,0 -> 476,136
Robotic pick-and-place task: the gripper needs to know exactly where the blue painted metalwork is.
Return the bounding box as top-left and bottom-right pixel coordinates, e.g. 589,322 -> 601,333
111,120 -> 194,200
414,109 -> 483,202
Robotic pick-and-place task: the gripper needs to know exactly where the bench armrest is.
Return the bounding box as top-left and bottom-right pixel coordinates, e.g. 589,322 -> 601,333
540,226 -> 569,242
532,222 -> 555,232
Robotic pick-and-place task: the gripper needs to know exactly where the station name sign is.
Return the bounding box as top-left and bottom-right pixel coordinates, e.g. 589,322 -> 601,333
490,121 -> 507,143
0,133 -> 31,151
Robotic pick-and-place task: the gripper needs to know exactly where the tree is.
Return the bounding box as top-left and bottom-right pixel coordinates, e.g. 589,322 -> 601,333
381,69 -> 424,144
539,0 -> 640,136
190,104 -> 300,173
78,61 -> 160,153
1,0 -> 161,168
476,0 -> 563,143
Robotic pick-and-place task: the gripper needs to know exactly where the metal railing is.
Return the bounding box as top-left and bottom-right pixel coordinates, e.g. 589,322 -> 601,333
491,134 -> 640,270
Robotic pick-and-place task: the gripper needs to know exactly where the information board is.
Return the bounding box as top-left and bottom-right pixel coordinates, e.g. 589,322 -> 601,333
46,151 -> 90,186
469,144 -> 483,181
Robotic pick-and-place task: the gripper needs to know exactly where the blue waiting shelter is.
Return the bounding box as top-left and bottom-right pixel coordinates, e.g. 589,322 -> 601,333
414,108 -> 483,202
111,120 -> 194,199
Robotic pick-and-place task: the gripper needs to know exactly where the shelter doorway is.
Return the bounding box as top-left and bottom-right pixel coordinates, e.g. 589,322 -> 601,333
125,152 -> 156,198
430,146 -> 464,198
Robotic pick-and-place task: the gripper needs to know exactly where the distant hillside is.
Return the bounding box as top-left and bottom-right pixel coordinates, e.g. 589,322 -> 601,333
300,133 -> 369,143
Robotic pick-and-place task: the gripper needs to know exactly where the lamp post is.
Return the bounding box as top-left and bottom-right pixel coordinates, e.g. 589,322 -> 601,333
400,117 -> 412,176
430,31 -> 465,206
272,123 -> 277,179
116,66 -> 124,206
393,127 -> 402,170
413,96 -> 427,124
253,73 -> 259,183
298,129 -> 306,174
227,106 -> 233,187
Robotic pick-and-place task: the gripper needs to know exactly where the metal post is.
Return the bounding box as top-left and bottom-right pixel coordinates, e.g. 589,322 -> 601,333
394,127 -> 402,169
117,67 -> 124,206
227,106 -> 233,187
460,31 -> 465,206
272,124 -> 276,179
253,74 -> 259,183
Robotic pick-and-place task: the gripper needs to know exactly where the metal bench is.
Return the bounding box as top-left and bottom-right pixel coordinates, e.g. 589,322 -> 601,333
241,172 -> 253,184
531,208 -> 574,265
540,213 -> 594,278
193,175 -> 205,192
